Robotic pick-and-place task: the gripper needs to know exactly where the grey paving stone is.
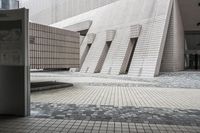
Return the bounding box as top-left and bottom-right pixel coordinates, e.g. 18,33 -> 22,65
31,102 -> 200,126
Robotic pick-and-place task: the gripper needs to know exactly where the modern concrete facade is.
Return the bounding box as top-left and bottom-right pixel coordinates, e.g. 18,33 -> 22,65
22,0 -> 200,77
0,0 -> 81,70
51,0 -> 177,77
20,0 -> 119,25
29,23 -> 79,69
0,7 -> 79,116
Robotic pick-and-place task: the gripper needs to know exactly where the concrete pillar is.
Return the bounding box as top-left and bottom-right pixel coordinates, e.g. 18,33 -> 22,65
0,8 -> 30,116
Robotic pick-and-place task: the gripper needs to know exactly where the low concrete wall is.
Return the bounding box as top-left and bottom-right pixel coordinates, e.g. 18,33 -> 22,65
29,22 -> 80,69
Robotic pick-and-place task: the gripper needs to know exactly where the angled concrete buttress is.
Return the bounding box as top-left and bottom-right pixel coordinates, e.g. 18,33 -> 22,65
52,0 -> 186,78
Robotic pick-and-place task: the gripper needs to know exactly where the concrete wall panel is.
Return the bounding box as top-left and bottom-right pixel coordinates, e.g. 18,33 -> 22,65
20,0 -> 119,25
161,0 -> 185,72
80,32 -> 107,73
100,28 -> 129,75
52,0 -> 176,77
29,22 -> 80,69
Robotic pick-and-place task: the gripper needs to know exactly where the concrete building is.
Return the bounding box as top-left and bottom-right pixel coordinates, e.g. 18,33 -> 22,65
22,0 -> 200,77
19,0 -> 119,25
0,0 -> 80,70
0,7 -> 80,116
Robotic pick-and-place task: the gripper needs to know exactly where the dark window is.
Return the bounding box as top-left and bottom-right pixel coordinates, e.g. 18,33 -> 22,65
120,38 -> 138,74
80,43 -> 92,68
95,41 -> 112,73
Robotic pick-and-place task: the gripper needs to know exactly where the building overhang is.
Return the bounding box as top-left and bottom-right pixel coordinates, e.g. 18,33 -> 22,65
64,20 -> 92,32
178,0 -> 200,32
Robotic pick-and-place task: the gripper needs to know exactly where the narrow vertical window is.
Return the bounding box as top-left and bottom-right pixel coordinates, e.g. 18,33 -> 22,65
120,38 -> 138,74
95,41 -> 112,73
80,43 -> 92,68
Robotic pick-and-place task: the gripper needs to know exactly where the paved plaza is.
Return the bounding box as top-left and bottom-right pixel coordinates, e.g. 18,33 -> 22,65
2,71 -> 200,132
31,71 -> 200,110
1,117 -> 200,133
31,85 -> 200,109
29,72 -> 200,132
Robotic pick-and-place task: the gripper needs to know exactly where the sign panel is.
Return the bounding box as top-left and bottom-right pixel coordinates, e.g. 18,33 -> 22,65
0,20 -> 23,66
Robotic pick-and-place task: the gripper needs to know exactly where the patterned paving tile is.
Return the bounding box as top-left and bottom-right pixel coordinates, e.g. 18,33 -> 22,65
31,71 -> 200,89
31,85 -> 200,110
31,102 -> 200,126
0,117 -> 200,133
24,71 -> 200,132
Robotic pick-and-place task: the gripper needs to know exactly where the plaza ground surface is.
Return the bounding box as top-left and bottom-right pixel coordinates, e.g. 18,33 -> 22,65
1,71 -> 200,132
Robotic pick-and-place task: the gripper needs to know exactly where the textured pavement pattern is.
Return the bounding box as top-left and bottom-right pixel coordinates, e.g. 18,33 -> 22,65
2,71 -> 200,132
31,71 -> 200,89
31,86 -> 200,109
31,102 -> 200,126
1,117 -> 200,133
